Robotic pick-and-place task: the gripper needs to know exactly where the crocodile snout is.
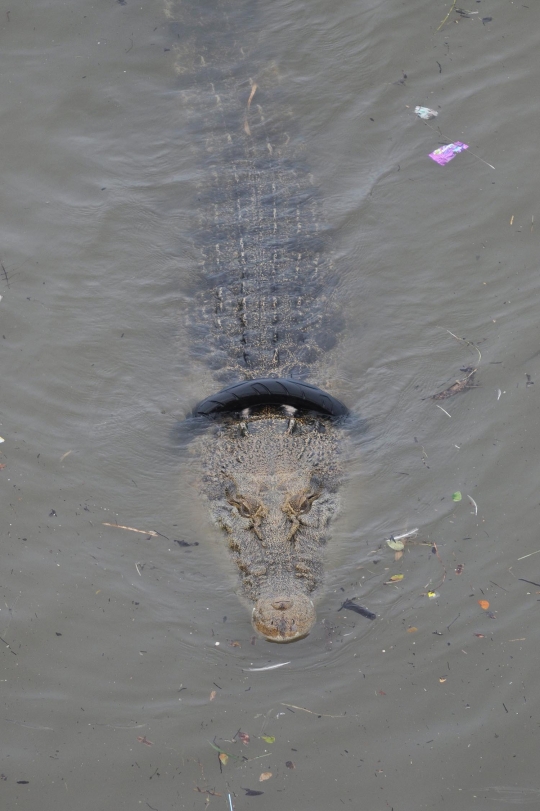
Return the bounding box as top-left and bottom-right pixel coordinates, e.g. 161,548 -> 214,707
252,593 -> 316,642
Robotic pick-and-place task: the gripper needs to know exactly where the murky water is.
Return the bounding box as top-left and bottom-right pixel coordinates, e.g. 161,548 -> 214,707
2,0 -> 540,808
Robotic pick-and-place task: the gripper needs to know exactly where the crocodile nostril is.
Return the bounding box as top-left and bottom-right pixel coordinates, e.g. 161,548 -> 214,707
272,599 -> 293,611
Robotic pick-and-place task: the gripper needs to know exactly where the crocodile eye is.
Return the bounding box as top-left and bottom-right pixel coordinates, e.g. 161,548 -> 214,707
289,494 -> 312,515
226,491 -> 262,518
297,496 -> 312,514
237,499 -> 257,518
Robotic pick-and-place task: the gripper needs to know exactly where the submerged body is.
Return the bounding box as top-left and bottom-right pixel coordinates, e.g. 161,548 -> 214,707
177,0 -> 346,640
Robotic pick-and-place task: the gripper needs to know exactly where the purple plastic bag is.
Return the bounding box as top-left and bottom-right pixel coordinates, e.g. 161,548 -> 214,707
429,142 -> 469,166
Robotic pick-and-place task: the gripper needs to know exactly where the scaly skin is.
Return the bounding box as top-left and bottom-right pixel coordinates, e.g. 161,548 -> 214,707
173,0 -> 345,640
203,408 -> 341,641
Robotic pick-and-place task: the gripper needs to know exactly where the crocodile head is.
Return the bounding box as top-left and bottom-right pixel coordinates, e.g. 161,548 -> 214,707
204,408 -> 340,642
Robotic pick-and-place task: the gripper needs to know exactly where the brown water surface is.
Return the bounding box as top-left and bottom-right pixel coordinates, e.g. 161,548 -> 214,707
2,1 -> 540,808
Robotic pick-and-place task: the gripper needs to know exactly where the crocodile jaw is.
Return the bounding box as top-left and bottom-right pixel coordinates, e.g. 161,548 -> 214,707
252,593 -> 316,642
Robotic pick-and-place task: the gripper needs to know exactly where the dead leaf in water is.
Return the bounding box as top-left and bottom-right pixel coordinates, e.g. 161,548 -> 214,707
478,600 -> 490,611
259,772 -> 272,782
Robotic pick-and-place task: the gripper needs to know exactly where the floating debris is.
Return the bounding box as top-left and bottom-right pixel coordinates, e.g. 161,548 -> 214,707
429,141 -> 469,166
338,600 -> 376,620
384,574 -> 404,585
415,106 -> 438,120
432,367 -> 476,400
243,662 -> 291,672
478,600 -> 490,611
385,528 -> 418,551
281,703 -> 346,718
102,522 -> 158,537
452,491 -> 462,502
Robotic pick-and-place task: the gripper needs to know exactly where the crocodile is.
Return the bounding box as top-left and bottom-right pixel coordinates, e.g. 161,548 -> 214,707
173,0 -> 348,641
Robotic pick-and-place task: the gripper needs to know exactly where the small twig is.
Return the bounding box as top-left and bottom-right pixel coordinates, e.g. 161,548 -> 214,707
435,404 -> 452,417
388,528 -> 419,542
436,0 -> 457,31
519,578 -> 540,588
424,541 -> 447,591
447,613 -> 460,630
517,549 -> 540,561
102,522 -> 158,537
467,495 -> 478,515
280,703 -> 346,718
243,662 -> 290,672
0,635 -> 16,654
444,330 -> 482,364
247,82 -> 257,109
135,562 -> 142,576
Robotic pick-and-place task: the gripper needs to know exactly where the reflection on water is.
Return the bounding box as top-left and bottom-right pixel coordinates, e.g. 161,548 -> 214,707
2,0 -> 540,807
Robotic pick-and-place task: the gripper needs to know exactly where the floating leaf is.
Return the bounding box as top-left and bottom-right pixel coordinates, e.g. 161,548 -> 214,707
243,788 -> 264,796
386,539 -> 405,551
439,677 -> 447,683
260,735 -> 275,744
407,627 -> 418,633
474,633 -> 485,638
427,591 -> 439,599
285,761 -> 295,769
218,753 -> 229,766
209,690 -> 217,701
452,491 -> 462,502
478,600 -> 490,611
237,731 -> 250,745
259,772 -> 272,782
389,574 -> 404,582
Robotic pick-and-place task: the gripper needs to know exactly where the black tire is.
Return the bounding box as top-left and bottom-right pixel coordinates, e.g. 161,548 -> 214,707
195,377 -> 348,418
